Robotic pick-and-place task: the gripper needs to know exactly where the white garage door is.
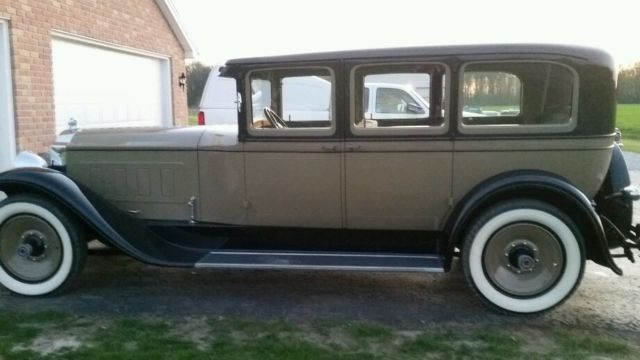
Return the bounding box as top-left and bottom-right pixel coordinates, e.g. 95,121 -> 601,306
52,38 -> 171,134
0,19 -> 16,172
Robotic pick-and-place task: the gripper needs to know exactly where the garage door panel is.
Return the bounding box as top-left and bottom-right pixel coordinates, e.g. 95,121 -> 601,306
52,39 -> 167,134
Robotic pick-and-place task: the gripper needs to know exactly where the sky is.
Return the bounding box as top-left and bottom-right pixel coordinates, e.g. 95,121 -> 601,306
172,0 -> 640,68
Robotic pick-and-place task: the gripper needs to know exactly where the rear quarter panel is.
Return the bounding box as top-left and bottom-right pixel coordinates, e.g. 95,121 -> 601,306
451,137 -> 613,208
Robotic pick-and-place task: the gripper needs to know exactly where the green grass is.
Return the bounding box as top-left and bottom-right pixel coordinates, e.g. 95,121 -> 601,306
0,311 -> 635,359
617,104 -> 640,137
617,104 -> 640,151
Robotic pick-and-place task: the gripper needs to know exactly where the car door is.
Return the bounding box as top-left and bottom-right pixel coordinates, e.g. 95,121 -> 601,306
242,64 -> 344,228
345,62 -> 453,230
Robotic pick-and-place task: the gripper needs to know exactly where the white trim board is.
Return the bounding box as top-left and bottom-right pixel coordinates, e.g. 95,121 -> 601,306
51,30 -> 171,60
0,19 -> 16,171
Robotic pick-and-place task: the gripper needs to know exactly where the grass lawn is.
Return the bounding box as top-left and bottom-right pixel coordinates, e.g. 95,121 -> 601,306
617,104 -> 640,152
0,311 -> 636,359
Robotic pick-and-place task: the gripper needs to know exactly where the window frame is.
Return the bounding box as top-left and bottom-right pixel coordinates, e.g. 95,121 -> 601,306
457,60 -> 579,135
245,66 -> 337,137
349,62 -> 450,137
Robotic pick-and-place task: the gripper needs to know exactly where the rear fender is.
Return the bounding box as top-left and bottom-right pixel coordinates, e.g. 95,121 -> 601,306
444,170 -> 622,275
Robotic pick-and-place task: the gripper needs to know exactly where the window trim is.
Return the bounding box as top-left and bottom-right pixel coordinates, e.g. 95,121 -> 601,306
349,62 -> 450,136
245,66 -> 336,137
457,60 -> 579,135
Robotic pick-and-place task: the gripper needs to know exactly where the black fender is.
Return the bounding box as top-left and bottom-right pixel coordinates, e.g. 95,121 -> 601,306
443,170 -> 622,275
595,143 -> 634,242
0,167 -> 206,267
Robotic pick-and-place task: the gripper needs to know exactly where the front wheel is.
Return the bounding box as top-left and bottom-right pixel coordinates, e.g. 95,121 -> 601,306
0,194 -> 87,296
462,200 -> 585,314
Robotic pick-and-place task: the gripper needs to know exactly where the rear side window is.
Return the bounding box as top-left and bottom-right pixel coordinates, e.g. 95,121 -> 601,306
460,62 -> 577,133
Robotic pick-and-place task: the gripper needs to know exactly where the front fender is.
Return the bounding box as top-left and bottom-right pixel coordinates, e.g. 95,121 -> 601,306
444,170 -> 622,275
0,167 -> 199,267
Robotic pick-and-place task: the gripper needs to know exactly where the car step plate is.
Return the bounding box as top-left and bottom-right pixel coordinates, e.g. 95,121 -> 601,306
196,250 -> 444,272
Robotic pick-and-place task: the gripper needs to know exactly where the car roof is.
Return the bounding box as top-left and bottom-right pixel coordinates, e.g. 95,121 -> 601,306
226,44 -> 614,69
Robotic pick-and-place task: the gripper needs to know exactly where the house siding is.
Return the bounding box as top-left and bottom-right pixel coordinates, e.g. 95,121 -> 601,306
0,0 -> 188,153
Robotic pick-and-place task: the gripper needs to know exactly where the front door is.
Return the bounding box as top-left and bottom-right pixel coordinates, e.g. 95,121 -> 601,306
243,65 -> 343,228
0,19 -> 16,172
344,62 -> 453,230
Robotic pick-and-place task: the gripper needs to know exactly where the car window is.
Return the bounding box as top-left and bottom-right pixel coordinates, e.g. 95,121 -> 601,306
460,62 -> 576,132
462,72 -> 521,117
351,65 -> 447,135
249,68 -> 333,133
375,87 -> 426,115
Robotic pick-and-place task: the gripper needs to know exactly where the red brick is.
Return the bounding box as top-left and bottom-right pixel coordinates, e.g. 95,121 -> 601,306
1,0 -> 189,153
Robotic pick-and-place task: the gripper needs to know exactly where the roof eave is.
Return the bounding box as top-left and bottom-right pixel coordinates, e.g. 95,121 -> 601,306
155,0 -> 197,59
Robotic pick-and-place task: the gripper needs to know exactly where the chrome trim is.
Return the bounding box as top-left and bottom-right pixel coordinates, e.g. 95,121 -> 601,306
13,151 -> 47,168
188,196 -> 197,224
195,251 -> 445,272
623,185 -> 640,201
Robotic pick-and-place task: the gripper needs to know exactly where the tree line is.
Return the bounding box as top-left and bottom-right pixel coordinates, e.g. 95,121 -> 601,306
186,62 -> 212,108
463,72 -> 521,106
618,62 -> 640,103
186,61 -> 640,108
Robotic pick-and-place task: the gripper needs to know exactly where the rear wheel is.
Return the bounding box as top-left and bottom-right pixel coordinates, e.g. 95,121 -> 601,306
0,194 -> 86,296
462,200 -> 585,314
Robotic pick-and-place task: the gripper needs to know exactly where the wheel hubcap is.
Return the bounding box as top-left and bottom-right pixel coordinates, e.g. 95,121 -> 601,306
484,223 -> 564,297
0,215 -> 63,282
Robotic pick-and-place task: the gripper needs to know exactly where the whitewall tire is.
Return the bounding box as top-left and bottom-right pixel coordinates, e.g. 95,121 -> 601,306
0,194 -> 86,296
462,200 -> 585,314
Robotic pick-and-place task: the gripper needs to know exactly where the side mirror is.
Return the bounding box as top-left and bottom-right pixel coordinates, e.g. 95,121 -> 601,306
406,103 -> 425,114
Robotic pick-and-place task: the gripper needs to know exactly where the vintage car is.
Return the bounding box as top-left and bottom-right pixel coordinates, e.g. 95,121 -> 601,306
0,44 -> 638,315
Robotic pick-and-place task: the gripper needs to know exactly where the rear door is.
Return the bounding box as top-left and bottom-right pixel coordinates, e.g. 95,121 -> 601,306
344,62 -> 453,230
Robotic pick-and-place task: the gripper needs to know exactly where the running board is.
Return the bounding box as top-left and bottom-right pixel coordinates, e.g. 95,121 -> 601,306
195,250 -> 445,272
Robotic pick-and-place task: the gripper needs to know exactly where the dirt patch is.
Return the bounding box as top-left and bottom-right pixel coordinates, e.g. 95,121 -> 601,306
168,316 -> 212,350
13,335 -> 83,356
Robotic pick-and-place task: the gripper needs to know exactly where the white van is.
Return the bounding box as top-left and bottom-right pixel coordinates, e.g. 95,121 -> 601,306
198,65 -> 238,126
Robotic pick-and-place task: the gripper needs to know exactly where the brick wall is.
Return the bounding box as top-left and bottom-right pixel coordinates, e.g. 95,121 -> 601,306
0,0 -> 188,153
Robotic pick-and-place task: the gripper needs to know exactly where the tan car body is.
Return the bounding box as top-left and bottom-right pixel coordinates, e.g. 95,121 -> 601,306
65,127 -> 612,233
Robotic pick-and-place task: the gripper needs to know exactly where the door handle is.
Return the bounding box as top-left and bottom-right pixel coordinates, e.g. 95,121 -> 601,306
346,145 -> 361,152
320,145 -> 338,152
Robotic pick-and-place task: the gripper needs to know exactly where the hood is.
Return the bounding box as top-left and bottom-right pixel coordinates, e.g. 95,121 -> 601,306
66,127 -> 207,151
